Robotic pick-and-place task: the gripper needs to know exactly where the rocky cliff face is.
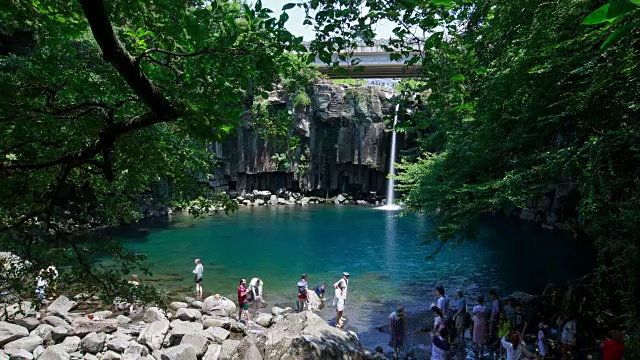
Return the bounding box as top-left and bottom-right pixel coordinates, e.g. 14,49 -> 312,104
210,83 -> 406,197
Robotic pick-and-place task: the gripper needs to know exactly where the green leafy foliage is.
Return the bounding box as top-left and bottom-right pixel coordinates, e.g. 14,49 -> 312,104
0,0 -> 304,304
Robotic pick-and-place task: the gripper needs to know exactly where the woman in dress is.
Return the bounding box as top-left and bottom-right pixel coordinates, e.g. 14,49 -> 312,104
473,296 -> 489,357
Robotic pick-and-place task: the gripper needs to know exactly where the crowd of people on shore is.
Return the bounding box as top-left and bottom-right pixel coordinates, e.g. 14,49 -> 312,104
387,286 -> 626,360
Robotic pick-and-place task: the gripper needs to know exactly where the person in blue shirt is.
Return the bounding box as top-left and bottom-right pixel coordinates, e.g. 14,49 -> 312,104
453,290 -> 467,342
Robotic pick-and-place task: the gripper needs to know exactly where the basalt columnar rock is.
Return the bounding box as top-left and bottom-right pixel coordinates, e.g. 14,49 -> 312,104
209,83 -> 406,197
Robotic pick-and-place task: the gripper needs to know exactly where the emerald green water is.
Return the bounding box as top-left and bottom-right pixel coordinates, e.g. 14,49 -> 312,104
107,205 -> 591,347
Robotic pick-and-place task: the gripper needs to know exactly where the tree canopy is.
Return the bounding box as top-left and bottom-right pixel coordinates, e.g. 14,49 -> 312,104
0,0 -> 309,303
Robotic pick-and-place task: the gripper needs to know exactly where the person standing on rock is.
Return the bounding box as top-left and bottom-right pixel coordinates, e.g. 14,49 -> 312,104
249,277 -> 264,313
297,274 -> 309,312
389,305 -> 405,359
237,278 -> 251,322
436,286 -> 449,318
333,272 -> 349,319
193,258 -> 204,297
334,280 -> 346,328
454,290 -> 467,342
473,296 -> 489,358
47,264 -> 58,299
127,274 -> 140,314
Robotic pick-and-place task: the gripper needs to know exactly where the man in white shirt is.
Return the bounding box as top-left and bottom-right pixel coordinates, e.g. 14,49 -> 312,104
333,272 -> 349,300
436,286 -> 449,317
333,272 -> 349,322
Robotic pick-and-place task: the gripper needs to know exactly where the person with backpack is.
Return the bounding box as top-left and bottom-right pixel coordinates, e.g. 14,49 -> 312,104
297,274 -> 309,312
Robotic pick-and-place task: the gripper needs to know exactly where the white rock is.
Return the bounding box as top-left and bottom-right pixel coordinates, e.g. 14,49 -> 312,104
270,307 -> 291,316
60,336 -> 81,353
218,340 -> 240,360
254,199 -> 265,206
137,320 -> 169,351
142,308 -> 166,323
116,315 -> 131,325
32,347 -> 44,360
189,301 -> 203,309
101,351 -> 121,360
80,332 -> 106,354
106,334 -> 132,352
71,318 -> 118,337
82,354 -> 98,360
179,334 -> 208,357
336,194 -> 346,202
91,311 -> 113,319
14,318 -> 40,331
204,327 -> 228,345
254,313 -> 273,328
0,322 -> 29,346
201,317 -> 230,330
169,303 -> 188,311
47,297 -> 77,317
42,317 -> 68,329
229,321 -> 245,334
201,297 -> 236,317
38,347 -> 70,360
122,343 -> 148,360
175,309 -> 201,322
201,344 -> 220,360
0,350 -> 6,360
7,349 -> 33,360
160,345 -> 195,360
50,326 -> 71,343
4,335 -> 43,352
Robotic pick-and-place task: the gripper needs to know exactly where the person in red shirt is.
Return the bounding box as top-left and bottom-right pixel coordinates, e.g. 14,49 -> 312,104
237,278 -> 251,322
602,330 -> 624,360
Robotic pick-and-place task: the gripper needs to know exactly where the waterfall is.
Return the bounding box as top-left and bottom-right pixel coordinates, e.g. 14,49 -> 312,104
378,104 -> 402,210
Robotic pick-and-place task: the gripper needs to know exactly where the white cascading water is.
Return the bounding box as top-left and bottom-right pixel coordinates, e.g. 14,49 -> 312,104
378,104 -> 401,210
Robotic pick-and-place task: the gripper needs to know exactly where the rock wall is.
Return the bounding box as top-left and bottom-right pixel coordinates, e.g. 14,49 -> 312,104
209,83 -> 406,197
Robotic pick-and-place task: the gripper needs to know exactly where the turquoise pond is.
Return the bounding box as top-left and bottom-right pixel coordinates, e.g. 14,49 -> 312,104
101,205 -> 592,346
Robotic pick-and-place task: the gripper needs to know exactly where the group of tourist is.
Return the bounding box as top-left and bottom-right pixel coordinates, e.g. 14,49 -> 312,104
190,259 -> 350,328
386,286 -> 625,360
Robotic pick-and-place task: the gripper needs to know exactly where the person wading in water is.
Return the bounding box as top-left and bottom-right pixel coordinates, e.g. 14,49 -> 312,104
388,305 -> 405,359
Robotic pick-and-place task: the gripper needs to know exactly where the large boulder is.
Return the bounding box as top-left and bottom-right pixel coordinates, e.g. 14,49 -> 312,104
262,311 -> 365,359
143,308 -> 166,323
254,314 -> 272,328
122,342 -> 148,360
202,345 -> 221,360
201,317 -> 230,330
307,291 -> 322,311
165,322 -> 203,347
232,335 -> 263,360
38,346 -> 70,360
30,324 -> 54,342
0,322 -> 29,346
14,318 -> 40,332
175,309 -> 201,322
137,320 -> 169,351
80,332 -> 106,354
50,326 -> 72,343
201,297 -> 236,317
160,344 -> 196,360
205,327 -> 229,345
6,349 -> 33,360
169,303 -> 188,311
60,336 -> 81,353
180,334 -> 208,357
218,340 -> 240,360
106,334 -> 133,352
3,336 -> 43,352
71,318 -> 118,337
42,317 -> 69,329
47,297 -> 77,317
270,307 -> 291,317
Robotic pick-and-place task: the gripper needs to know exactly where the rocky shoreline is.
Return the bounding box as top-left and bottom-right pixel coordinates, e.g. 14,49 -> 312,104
0,293 -> 386,360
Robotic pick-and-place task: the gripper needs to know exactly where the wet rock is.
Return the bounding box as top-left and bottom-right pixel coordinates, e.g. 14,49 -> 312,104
0,322 -> 29,346
201,297 -> 236,318
71,318 -> 118,337
4,335 -> 43,352
38,346 -> 70,360
179,334 -> 208,357
160,344 -> 196,360
80,332 -> 106,354
47,297 -> 77,317
137,320 -> 169,351
205,327 -> 229,345
202,344 -> 220,360
169,303 -> 188,311
175,309 -> 201,322
143,308 -> 166,323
